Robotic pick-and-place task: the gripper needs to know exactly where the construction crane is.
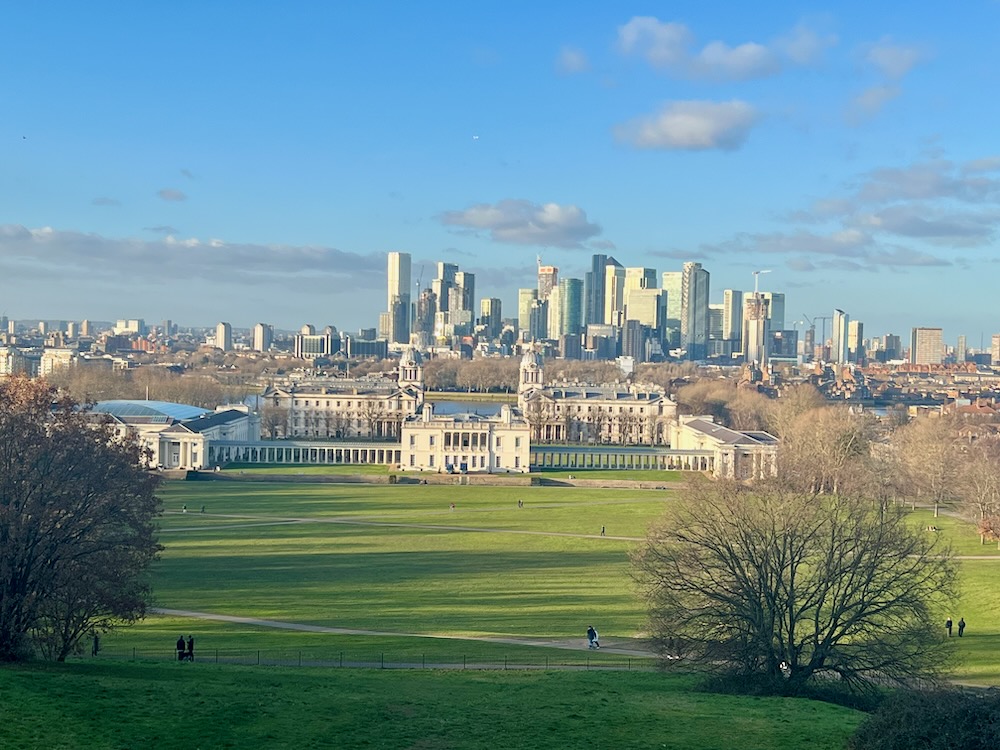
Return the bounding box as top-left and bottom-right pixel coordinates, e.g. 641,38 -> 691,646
414,264 -> 425,294
751,269 -> 771,296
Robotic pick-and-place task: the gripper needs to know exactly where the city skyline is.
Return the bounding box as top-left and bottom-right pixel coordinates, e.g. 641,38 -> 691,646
3,3 -> 1000,339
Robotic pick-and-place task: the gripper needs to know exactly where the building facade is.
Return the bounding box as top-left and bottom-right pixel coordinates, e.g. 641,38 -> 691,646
400,403 -> 530,474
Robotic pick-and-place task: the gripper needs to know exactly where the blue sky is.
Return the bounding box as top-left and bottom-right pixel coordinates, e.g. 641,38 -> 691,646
2,2 -> 999,343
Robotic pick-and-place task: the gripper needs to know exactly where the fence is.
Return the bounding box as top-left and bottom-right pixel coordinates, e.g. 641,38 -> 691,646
93,647 -> 656,672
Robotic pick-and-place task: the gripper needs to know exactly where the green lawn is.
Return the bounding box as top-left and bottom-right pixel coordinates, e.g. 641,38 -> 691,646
534,468 -> 684,482
0,662 -> 862,750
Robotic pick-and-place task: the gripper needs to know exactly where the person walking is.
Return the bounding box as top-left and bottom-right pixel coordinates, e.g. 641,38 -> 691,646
186,635 -> 195,661
958,618 -> 966,637
946,617 -> 953,637
91,632 -> 100,657
600,526 -> 606,537
176,636 -> 186,661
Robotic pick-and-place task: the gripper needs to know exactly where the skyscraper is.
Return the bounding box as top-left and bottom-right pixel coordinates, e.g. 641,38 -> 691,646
453,271 -> 475,312
831,309 -> 849,363
604,265 -> 626,325
625,288 -> 665,340
386,252 -> 412,344
432,262 -> 458,312
584,254 -> 621,326
743,295 -> 770,366
681,262 -> 710,360
760,292 -> 785,332
847,319 -> 864,364
722,289 -> 744,350
911,327 -> 944,365
956,335 -> 968,364
518,288 -> 538,339
215,321 -> 233,352
538,265 -> 558,300
252,323 -> 273,352
661,271 -> 682,348
479,298 -> 502,340
558,278 -> 583,337
992,334 -> 1000,366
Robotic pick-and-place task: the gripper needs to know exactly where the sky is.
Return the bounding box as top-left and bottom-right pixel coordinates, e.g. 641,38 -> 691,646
2,2 -> 999,344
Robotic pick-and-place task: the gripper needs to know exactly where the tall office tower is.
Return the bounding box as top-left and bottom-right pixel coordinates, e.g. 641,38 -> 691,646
453,271 -> 475,312
603,265 -> 626,325
623,267 -> 657,309
681,262 -> 710,360
37,321 -> 48,335
547,285 -> 562,338
708,304 -> 724,339
216,321 -> 233,352
625,288 -> 666,340
252,323 -> 273,352
661,271 -> 683,348
432,262 -> 458,313
910,327 -> 944,365
743,295 -> 770,366
883,334 -> 902,360
386,252 -> 412,344
65,321 -> 78,338
722,289 -> 744,349
760,292 -> 785,332
622,320 -> 646,363
558,278 -> 584,337
161,319 -> 173,336
956,335 -> 968,364
479,298 -> 502,340
80,319 -> 90,337
830,310 -> 849,363
528,299 -> 549,341
538,265 -> 559,300
991,334 -> 1000,365
847,320 -> 864,363
414,288 -> 437,337
518,288 -> 538,338
584,254 -> 621,326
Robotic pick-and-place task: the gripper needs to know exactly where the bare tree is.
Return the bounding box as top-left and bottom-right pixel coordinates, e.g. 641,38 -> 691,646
360,400 -> 386,439
0,377 -> 161,661
778,406 -> 875,495
633,478 -> 955,693
895,416 -> 963,515
260,404 -> 288,439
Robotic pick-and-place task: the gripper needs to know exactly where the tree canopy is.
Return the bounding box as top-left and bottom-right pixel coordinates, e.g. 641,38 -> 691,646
633,478 -> 955,693
0,377 -> 161,661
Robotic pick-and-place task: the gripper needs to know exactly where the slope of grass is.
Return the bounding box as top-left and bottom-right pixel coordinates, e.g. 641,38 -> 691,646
0,662 -> 862,750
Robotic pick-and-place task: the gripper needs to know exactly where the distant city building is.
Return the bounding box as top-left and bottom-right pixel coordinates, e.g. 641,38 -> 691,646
661,271 -> 682,348
604,265 -> 626,326
910,327 -> 944,365
956,334 -> 968,364
681,262 -> 709,360
215,322 -> 233,352
432,262 -> 458,313
760,292 -> 785,332
386,251 -> 411,344
723,289 -> 744,350
479,297 -> 502,340
831,309 -> 849,364
584,254 -> 621,326
558,278 -> 583,337
538,264 -> 558,301
992,334 -> 1000,366
847,319 -> 864,364
517,288 -> 538,340
293,331 -> 334,360
743,294 -> 770,367
252,323 -> 273,352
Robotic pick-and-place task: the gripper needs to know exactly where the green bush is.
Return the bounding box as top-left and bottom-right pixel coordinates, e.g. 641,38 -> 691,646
849,688 -> 1000,750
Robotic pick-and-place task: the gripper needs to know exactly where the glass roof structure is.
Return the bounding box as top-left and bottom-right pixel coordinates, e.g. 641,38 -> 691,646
92,400 -> 210,423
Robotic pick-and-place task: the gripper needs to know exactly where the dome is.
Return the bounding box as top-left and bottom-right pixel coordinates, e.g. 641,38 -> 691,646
520,350 -> 543,368
400,347 -> 422,366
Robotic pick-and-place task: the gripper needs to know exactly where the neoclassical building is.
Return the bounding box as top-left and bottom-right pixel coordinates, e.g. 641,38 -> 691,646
260,348 -> 424,439
400,403 -> 530,474
669,415 -> 779,479
517,351 -> 678,445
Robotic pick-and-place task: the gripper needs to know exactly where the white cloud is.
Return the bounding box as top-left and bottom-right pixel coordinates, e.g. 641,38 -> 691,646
865,37 -> 923,79
157,188 -> 187,202
439,199 -> 602,248
846,84 -> 900,123
617,16 -> 835,81
615,100 -> 758,151
775,23 -> 838,65
556,46 -> 589,75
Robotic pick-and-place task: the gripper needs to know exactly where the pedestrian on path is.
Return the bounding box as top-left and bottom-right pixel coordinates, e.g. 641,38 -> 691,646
186,635 -> 195,660
958,618 -> 966,637
601,526 -> 605,537
176,636 -> 186,661
946,617 -> 953,637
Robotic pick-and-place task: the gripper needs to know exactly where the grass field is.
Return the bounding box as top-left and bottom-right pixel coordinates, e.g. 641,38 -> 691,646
535,467 -> 684,482
0,662 -> 863,750
222,463 -> 389,475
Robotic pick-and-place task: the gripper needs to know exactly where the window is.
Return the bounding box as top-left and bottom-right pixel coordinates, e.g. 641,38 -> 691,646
515,437 -> 521,448
514,457 -> 520,468
429,455 -> 435,467
409,454 -> 415,466
496,437 -> 502,449
429,435 -> 435,446
409,435 -> 416,447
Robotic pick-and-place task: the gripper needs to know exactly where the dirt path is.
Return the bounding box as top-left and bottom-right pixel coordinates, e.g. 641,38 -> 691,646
151,607 -> 654,657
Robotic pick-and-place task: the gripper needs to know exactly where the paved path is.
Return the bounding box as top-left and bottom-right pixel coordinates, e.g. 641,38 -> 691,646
151,607 -> 654,657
